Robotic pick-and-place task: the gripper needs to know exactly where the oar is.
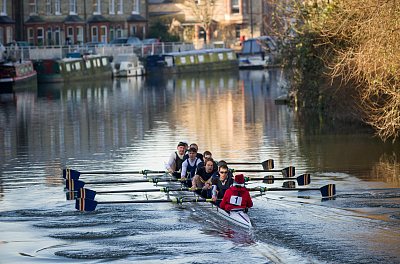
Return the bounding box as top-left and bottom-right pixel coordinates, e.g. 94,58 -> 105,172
226,159 -> 274,170
75,197 -> 215,211
232,166 -> 295,177
245,174 -> 311,186
63,168 -> 167,180
247,184 -> 336,198
66,186 -> 200,200
65,178 -> 185,191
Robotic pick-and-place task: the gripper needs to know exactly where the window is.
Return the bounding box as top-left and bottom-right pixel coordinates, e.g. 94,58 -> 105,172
67,27 -> 74,44
91,26 -> 98,42
130,25 -> 137,36
37,28 -> 44,46
235,24 -> 241,38
27,28 -> 34,44
117,0 -> 123,14
100,26 -> 107,43
116,26 -> 122,38
6,26 -> 12,43
69,0 -> 77,15
231,0 -> 240,14
29,0 -> 37,15
109,26 -> 114,42
0,28 -> 3,44
93,0 -> 101,14
55,0 -> 61,15
46,0 -> 52,15
1,0 -> 7,15
54,27 -> 61,45
109,0 -> 115,14
46,27 -> 52,45
76,26 -> 84,44
132,0 -> 139,14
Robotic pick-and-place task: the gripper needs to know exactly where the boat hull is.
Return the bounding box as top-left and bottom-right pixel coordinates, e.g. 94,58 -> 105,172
146,48 -> 239,75
0,61 -> 37,93
33,56 -> 112,83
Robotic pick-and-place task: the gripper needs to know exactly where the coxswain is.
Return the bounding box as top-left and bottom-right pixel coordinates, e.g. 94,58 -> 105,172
220,174 -> 253,212
211,164 -> 234,204
165,142 -> 187,177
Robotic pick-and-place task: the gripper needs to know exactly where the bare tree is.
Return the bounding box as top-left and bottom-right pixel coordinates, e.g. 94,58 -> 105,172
185,0 -> 216,43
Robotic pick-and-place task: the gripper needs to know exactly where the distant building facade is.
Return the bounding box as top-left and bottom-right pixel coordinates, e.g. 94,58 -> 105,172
149,0 -> 264,47
0,0 -> 148,46
0,0 -> 15,44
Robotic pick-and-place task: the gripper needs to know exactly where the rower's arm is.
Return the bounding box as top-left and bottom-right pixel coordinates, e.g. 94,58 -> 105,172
181,160 -> 188,179
165,152 -> 176,172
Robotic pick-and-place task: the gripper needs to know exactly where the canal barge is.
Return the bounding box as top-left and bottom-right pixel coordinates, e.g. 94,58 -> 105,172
145,48 -> 238,75
0,60 -> 37,93
33,55 -> 112,83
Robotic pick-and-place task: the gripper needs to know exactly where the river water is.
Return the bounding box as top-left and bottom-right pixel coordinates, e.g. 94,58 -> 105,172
0,69 -> 399,263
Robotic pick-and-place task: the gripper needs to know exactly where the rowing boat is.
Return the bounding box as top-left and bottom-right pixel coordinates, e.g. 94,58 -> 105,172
158,174 -> 253,229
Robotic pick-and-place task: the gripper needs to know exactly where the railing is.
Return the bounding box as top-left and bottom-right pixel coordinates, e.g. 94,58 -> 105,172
2,41 -> 228,61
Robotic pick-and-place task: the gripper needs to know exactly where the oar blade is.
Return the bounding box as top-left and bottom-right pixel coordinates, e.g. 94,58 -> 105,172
261,159 -> 274,170
320,184 -> 336,197
282,166 -> 295,177
76,188 -> 97,200
63,169 -> 80,180
75,198 -> 98,211
262,175 -> 275,184
296,174 -> 311,186
65,179 -> 85,191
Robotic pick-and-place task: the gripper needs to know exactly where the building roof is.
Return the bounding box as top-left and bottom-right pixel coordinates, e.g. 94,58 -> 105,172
64,15 -> 85,23
127,14 -> 147,22
87,15 -> 110,23
0,16 -> 15,24
25,16 -> 45,24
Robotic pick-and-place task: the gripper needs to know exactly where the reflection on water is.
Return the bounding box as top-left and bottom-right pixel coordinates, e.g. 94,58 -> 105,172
0,69 -> 399,263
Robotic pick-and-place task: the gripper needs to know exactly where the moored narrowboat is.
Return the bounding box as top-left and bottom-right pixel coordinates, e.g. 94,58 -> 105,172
0,60 -> 37,93
145,48 -> 238,75
33,55 -> 112,83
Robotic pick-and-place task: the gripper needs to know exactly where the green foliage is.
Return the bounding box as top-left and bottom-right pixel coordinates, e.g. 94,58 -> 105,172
148,20 -> 180,42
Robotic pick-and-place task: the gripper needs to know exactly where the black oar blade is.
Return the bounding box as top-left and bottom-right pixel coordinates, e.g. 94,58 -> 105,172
262,175 -> 275,184
296,174 -> 311,186
66,191 -> 77,200
63,169 -> 81,180
282,166 -> 295,177
320,184 -> 336,197
262,159 -> 274,170
66,179 -> 85,191
76,188 -> 97,200
76,198 -> 98,211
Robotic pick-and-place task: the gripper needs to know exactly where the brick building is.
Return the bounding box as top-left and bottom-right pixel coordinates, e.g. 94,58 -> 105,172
0,0 -> 148,46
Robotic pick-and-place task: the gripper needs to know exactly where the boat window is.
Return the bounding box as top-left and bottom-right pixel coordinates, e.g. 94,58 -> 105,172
66,63 -> 71,72
198,55 -> 204,63
86,60 -> 91,68
128,63 -> 132,67
180,57 -> 186,64
59,65 -> 62,72
102,57 -> 108,65
227,52 -> 234,60
218,53 -> 224,60
190,56 -> 194,63
97,59 -> 101,67
75,62 -> 81,70
165,56 -> 173,66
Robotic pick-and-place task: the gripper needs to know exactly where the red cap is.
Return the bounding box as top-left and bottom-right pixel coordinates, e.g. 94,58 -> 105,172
234,174 -> 245,184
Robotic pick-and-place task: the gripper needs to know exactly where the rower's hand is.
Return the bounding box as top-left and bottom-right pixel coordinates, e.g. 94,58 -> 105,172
204,182 -> 211,189
212,195 -> 217,202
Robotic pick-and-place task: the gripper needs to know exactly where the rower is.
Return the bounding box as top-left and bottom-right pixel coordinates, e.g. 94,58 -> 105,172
220,174 -> 253,212
196,150 -> 217,169
211,164 -> 233,204
181,147 -> 202,184
191,157 -> 217,196
184,143 -> 204,161
166,142 -> 187,177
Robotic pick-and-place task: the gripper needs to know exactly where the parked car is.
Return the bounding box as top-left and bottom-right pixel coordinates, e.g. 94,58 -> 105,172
109,37 -> 142,46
